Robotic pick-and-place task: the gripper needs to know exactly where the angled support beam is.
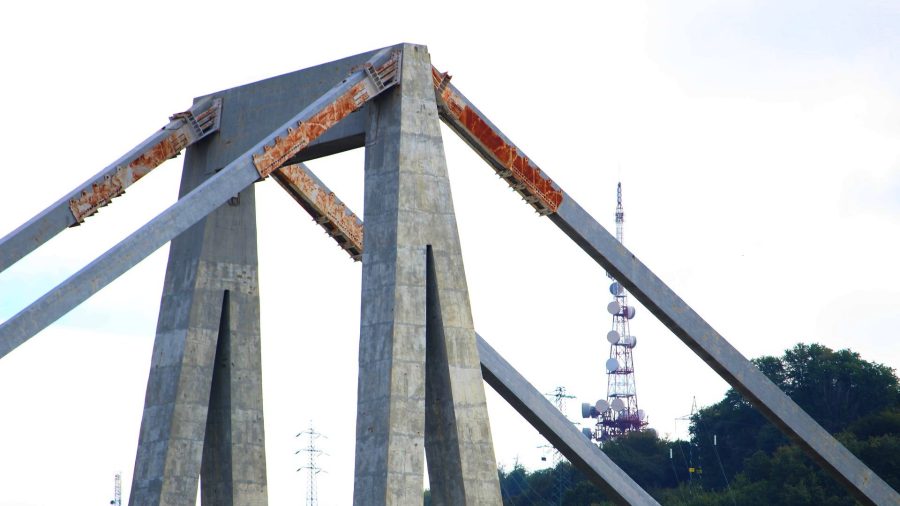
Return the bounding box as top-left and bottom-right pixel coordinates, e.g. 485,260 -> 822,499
477,333 -> 659,506
0,47 -> 401,360
270,166 -> 658,505
273,163 -> 363,260
433,70 -> 900,506
0,98 -> 222,274
432,69 -> 562,216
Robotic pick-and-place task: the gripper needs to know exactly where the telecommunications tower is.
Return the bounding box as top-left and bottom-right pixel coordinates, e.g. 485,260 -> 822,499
582,182 -> 647,441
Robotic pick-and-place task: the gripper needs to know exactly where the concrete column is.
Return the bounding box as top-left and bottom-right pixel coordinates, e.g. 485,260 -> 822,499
353,43 -> 501,506
129,154 -> 267,505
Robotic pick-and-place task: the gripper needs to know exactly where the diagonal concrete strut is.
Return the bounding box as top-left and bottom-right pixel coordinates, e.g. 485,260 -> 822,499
0,46 -> 399,361
433,72 -> 899,506
0,98 -> 222,275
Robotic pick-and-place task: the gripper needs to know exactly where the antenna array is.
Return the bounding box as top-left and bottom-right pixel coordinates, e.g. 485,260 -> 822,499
582,183 -> 648,441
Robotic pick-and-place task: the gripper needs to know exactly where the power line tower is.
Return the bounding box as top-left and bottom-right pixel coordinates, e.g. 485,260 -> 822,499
675,396 -> 703,487
582,183 -> 648,441
541,386 -> 575,506
540,386 -> 575,463
295,422 -> 325,506
547,386 -> 575,424
109,472 -> 122,506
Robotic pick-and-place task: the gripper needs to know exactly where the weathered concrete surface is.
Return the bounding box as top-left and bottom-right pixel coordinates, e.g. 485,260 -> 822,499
353,43 -> 502,505
129,142 -> 267,505
188,48 -> 385,167
477,334 -> 659,506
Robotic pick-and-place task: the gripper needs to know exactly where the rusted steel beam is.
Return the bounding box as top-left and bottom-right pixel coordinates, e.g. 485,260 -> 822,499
0,97 -> 222,274
252,51 -> 401,178
69,99 -> 223,223
0,47 -> 402,360
273,163 -> 363,260
432,68 -> 563,215
432,70 -> 898,505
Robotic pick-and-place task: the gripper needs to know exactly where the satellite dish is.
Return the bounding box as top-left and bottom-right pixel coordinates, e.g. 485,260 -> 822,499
595,399 -> 609,412
609,282 -> 623,296
611,398 -> 625,411
605,358 -> 620,372
581,402 -> 592,419
638,409 -> 646,420
606,330 -> 621,344
623,306 -> 636,319
607,301 -> 621,315
582,427 -> 593,439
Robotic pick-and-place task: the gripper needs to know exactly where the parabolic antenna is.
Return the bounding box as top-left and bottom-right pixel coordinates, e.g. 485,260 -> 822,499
607,301 -> 621,315
623,305 -> 636,319
581,402 -> 592,418
609,282 -> 623,296
638,409 -> 646,421
605,358 -> 620,372
582,427 -> 593,439
611,398 -> 625,411
621,335 -> 636,348
595,399 -> 609,412
606,330 -> 621,344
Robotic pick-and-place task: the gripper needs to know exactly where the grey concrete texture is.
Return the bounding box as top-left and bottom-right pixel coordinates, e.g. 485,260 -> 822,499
477,333 -> 659,506
129,142 -> 267,505
0,45 -> 395,360
549,197 -> 900,506
188,48 -> 387,172
354,44 -> 502,505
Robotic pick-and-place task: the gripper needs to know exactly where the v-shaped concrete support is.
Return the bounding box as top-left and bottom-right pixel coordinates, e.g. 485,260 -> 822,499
354,44 -> 502,505
129,160 -> 267,505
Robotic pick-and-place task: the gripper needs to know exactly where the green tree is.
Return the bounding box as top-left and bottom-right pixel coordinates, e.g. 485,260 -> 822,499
690,343 -> 899,490
468,343 -> 899,505
601,429 -> 676,491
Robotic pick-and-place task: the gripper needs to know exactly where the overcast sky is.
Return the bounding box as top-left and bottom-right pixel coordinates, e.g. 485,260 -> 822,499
1,1 -> 899,505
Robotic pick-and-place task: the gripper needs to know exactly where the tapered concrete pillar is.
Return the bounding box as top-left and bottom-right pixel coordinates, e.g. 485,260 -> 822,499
353,43 -> 502,505
129,154 -> 267,505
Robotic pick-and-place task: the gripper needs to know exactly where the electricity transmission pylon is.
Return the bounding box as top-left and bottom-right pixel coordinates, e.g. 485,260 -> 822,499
296,421 -> 325,506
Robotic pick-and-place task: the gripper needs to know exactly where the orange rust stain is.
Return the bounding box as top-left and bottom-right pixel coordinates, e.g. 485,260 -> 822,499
69,132 -> 186,222
431,67 -> 444,89
276,164 -> 364,255
129,133 -> 185,173
254,82 -> 368,178
437,80 -> 563,213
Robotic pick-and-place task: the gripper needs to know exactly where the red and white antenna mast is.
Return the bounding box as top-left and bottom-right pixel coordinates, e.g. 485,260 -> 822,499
582,182 -> 648,441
